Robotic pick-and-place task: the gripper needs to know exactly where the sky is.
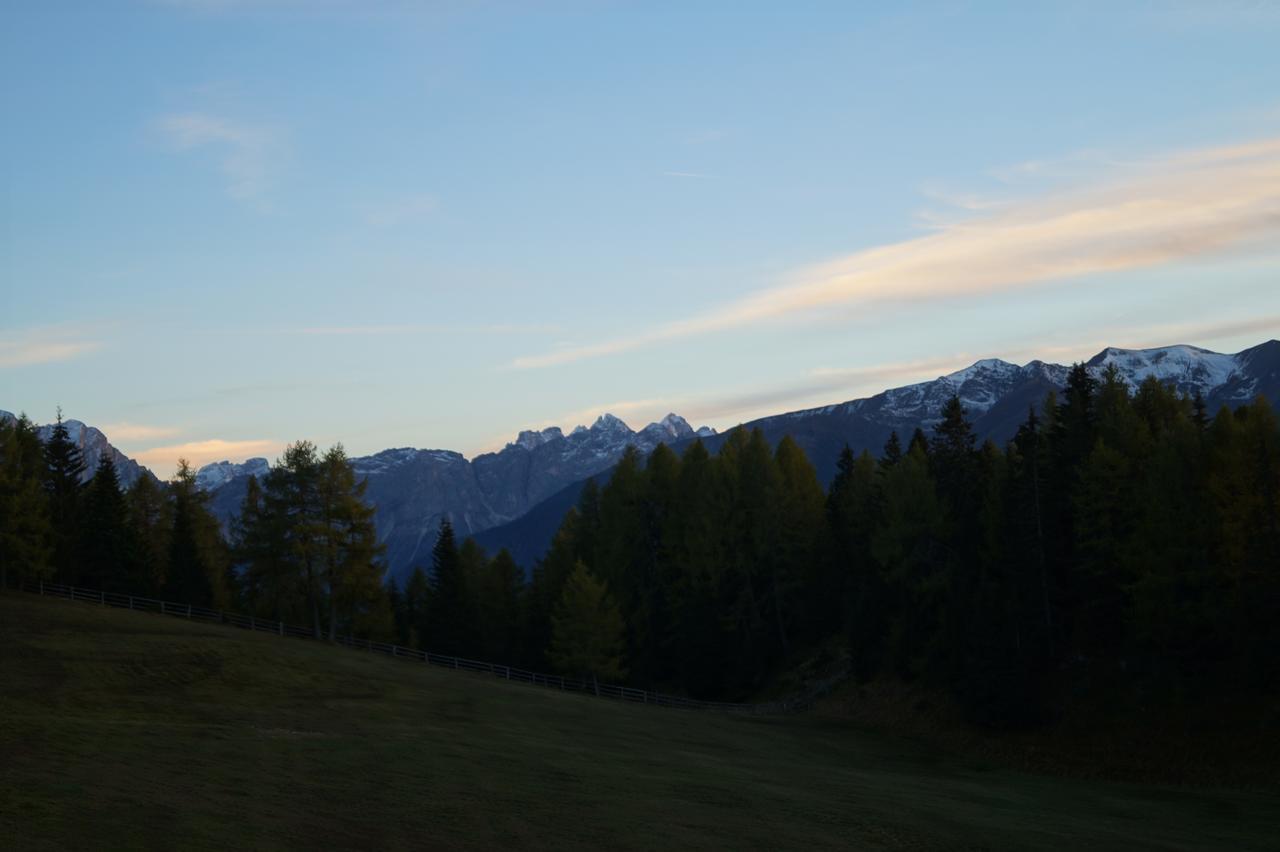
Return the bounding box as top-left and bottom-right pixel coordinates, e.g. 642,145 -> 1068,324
3,1 -> 1280,476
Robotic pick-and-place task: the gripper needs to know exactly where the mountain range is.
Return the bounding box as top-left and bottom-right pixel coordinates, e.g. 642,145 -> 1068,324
0,411 -> 155,489
6,339 -> 1277,584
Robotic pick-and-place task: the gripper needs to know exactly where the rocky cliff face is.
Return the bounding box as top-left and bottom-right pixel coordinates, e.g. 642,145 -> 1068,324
196,412 -> 715,583
172,338 -> 1280,582
0,410 -> 155,488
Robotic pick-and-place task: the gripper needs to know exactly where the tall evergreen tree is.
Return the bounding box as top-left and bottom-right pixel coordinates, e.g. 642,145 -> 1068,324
165,460 -> 214,607
79,455 -> 136,592
43,409 -> 86,583
0,413 -> 52,587
127,473 -> 171,596
427,518 -> 467,654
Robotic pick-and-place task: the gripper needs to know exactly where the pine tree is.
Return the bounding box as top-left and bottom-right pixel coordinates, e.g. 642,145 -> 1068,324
127,474 -> 171,596
401,566 -> 432,649
43,409 -> 86,583
427,518 -> 467,654
470,547 -> 524,662
772,435 -> 824,648
549,560 -> 627,693
525,509 -> 582,667
881,431 -> 903,468
165,460 -> 213,607
79,455 -> 137,592
907,427 -> 930,458
0,413 -> 52,587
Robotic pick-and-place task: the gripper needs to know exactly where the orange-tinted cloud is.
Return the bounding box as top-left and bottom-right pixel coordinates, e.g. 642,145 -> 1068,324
514,137 -> 1280,369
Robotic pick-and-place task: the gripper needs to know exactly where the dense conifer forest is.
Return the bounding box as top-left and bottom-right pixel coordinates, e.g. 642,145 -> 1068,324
3,365 -> 1277,727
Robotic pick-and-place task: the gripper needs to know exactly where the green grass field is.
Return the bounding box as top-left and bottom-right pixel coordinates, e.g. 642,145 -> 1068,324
2,592 -> 1275,851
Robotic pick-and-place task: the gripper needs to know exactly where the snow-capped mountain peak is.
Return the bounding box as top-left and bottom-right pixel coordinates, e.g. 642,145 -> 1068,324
195,458 -> 270,491
590,413 -> 633,434
510,426 -> 564,451
1085,344 -> 1241,395
635,412 -> 696,451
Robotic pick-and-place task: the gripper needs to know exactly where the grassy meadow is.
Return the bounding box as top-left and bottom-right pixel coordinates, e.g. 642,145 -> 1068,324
1,592 -> 1275,851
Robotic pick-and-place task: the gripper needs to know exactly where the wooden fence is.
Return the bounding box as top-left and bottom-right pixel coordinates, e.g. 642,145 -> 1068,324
17,579 -> 807,715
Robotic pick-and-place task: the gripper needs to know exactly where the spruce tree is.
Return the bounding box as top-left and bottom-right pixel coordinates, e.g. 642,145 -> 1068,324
881,431 -> 903,468
0,413 -> 52,587
427,518 -> 466,654
43,409 -> 86,583
165,460 -> 213,607
127,474 -> 171,596
79,455 -> 136,592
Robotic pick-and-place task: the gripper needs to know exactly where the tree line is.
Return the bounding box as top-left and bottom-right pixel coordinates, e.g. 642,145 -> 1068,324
394,365 -> 1278,724
3,366 -> 1276,725
1,411 -> 230,607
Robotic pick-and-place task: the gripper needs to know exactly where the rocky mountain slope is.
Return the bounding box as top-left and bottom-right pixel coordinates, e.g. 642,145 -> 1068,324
201,412 -> 716,581
0,410 -> 155,488
479,340 -> 1280,568
9,339 -> 1275,583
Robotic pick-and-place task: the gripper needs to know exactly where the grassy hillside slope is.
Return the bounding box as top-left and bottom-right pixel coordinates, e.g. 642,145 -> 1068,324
1,593 -> 1275,851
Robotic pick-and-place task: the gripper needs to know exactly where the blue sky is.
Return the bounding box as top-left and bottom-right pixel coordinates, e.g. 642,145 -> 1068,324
3,1 -> 1279,474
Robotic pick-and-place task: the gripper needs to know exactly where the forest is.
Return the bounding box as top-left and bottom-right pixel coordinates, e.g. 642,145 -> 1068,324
2,364 -> 1277,726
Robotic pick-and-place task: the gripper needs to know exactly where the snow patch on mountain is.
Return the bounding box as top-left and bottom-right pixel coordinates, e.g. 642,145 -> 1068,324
196,458 -> 269,491
1086,344 -> 1241,394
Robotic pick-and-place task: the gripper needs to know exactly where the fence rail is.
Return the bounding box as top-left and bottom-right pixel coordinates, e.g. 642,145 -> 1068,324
16,580 -> 807,715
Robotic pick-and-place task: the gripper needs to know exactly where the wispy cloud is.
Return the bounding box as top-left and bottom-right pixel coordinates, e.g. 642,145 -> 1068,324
516,136 -> 1280,370
484,311 -> 1280,455
133,438 -> 283,476
156,112 -> 280,200
283,322 -> 560,336
0,328 -> 101,368
101,422 -> 183,443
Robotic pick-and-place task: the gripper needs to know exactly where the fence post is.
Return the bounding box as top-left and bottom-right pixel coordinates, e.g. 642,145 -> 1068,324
101,590 -> 105,605
279,621 -> 283,636
160,600 -> 165,615
392,645 -> 397,657
250,615 -> 254,630
505,666 -> 510,680
128,596 -> 133,610
453,657 -> 458,670
187,604 -> 192,618
39,579 -> 44,596
70,585 -> 75,601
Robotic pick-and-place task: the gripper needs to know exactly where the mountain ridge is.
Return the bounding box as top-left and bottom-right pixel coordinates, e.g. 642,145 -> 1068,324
7,338 -> 1277,582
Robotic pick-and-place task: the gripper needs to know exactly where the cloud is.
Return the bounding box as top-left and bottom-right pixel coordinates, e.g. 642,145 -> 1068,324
283,322 -> 560,336
133,438 -> 284,477
156,112 -> 279,200
486,311 -> 1280,455
515,136 -> 1280,369
100,423 -> 183,443
0,327 -> 101,368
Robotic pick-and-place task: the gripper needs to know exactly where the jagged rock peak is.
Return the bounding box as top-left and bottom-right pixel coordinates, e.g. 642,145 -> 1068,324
510,426 -> 564,451
196,458 -> 270,491
590,412 -> 633,433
